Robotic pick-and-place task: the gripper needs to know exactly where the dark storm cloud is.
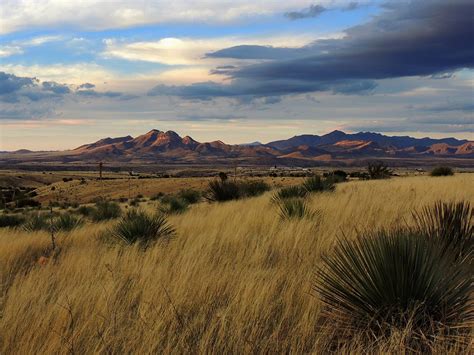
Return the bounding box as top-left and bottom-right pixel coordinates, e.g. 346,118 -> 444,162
234,1 -> 474,81
285,4 -> 327,20
152,1 -> 473,101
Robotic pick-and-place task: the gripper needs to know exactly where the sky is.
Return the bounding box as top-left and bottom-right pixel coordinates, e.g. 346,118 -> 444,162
0,0 -> 473,150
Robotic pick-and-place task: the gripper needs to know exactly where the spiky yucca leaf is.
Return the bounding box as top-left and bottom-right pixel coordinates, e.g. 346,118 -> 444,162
53,213 -> 83,232
111,209 -> 175,247
315,229 -> 473,337
413,201 -> 473,262
206,180 -> 240,202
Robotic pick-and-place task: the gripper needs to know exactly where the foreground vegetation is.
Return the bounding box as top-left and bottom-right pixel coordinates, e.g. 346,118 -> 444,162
0,174 -> 472,353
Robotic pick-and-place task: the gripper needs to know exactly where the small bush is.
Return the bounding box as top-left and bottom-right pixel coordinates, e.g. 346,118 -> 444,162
276,198 -> 312,220
315,229 -> 472,340
239,181 -> 270,197
178,189 -> 201,204
302,176 -> 335,193
23,213 -> 50,232
159,196 -> 188,214
111,209 -> 175,247
413,201 -> 473,262
207,180 -> 240,202
54,213 -> 83,232
367,161 -> 392,179
430,166 -> 454,176
273,185 -> 307,201
0,214 -> 25,228
91,201 -> 122,221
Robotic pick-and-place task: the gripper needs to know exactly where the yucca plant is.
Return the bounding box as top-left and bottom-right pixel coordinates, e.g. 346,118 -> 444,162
206,180 -> 240,202
53,213 -> 83,232
315,229 -> 473,339
276,197 -> 313,219
273,185 -> 307,201
413,201 -> 473,262
303,176 -> 335,193
111,209 -> 175,247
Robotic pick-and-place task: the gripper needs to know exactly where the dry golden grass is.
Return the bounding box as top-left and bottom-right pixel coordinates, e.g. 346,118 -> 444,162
35,176 -> 305,204
0,175 -> 473,353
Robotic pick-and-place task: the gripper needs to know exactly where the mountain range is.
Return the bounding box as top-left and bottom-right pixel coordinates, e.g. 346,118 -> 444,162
2,129 -> 473,167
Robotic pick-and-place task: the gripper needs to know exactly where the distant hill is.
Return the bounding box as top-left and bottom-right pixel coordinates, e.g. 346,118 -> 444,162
2,129 -> 472,167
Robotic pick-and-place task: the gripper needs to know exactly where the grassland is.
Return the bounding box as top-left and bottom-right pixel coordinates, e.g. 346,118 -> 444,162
0,174 -> 473,353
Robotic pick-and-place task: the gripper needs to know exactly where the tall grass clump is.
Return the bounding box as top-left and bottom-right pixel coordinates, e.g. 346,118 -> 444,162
315,229 -> 473,343
22,213 -> 50,232
91,200 -> 122,221
430,166 -> 454,177
110,209 -> 175,247
413,201 -> 473,262
0,214 -> 25,228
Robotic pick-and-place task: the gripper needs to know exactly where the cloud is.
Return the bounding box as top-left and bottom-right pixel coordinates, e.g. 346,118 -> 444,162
0,1 -> 343,35
159,1 -> 473,100
285,5 -> 327,20
0,35 -> 63,58
0,71 -> 136,111
102,35 -> 315,65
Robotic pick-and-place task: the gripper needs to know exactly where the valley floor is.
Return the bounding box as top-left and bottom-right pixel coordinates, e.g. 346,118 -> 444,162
0,175 -> 473,353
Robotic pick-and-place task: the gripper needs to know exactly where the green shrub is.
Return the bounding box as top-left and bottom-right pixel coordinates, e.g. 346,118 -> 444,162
91,201 -> 122,221
54,213 -> 83,232
207,180 -> 240,202
111,209 -> 175,247
413,201 -> 473,262
178,189 -> 201,204
302,176 -> 335,193
430,166 -> 454,176
273,185 -> 307,201
276,198 -> 312,220
315,229 -> 472,339
367,161 -> 392,179
239,181 -> 270,197
0,214 -> 25,228
23,213 -> 50,232
159,196 -> 189,214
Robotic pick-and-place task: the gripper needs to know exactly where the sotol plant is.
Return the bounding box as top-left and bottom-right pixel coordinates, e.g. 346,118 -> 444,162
276,197 -> 315,220
111,209 -> 175,247
315,229 -> 473,339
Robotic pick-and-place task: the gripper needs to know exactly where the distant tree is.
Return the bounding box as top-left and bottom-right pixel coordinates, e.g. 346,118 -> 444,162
430,166 -> 454,177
